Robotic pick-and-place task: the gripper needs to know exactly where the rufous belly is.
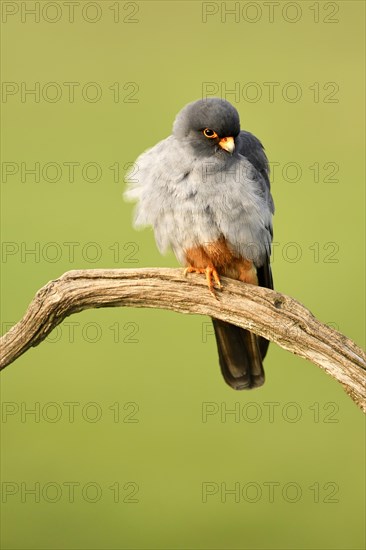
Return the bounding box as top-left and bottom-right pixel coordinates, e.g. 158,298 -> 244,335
184,237 -> 258,285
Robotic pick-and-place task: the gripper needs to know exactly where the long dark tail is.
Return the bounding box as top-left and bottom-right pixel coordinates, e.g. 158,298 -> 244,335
212,320 -> 268,389
212,260 -> 273,390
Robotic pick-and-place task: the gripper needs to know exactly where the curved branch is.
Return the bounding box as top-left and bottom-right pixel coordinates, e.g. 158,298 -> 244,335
0,268 -> 365,411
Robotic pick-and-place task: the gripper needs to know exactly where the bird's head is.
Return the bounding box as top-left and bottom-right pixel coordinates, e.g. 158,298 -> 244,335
172,98 -> 240,157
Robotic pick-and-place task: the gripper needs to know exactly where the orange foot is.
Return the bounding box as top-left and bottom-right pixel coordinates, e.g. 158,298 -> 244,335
184,266 -> 222,298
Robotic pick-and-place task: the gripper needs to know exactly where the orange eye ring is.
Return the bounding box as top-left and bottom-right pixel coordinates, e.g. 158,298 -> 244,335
203,128 -> 218,139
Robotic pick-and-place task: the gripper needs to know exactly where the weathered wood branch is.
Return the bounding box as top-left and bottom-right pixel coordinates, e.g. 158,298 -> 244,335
0,268 -> 365,411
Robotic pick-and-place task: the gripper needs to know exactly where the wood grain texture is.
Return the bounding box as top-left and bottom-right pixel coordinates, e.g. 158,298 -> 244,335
0,268 -> 365,411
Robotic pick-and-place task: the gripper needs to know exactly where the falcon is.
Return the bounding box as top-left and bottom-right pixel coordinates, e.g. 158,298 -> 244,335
125,98 -> 274,389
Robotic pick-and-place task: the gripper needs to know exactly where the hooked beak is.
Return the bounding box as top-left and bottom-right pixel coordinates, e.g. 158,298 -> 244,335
218,136 -> 235,154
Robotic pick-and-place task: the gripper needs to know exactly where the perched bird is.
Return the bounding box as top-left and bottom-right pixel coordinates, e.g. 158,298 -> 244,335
125,98 -> 274,390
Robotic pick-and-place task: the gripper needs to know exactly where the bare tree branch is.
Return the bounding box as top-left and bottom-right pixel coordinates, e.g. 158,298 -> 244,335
0,268 -> 365,411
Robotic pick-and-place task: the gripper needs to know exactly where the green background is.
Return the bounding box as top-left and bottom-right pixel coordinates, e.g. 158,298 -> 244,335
1,1 -> 365,549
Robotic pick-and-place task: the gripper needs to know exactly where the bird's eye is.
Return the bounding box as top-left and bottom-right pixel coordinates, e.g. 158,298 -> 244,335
203,128 -> 218,139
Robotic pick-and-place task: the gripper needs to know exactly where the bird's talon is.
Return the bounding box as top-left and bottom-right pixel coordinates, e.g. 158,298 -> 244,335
184,265 -> 221,298
210,289 -> 219,300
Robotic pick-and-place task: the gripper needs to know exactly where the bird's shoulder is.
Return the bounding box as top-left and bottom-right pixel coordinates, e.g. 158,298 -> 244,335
236,130 -> 270,188
134,135 -> 194,180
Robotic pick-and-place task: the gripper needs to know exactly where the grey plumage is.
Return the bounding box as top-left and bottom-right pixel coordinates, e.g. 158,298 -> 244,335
124,98 -> 274,390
